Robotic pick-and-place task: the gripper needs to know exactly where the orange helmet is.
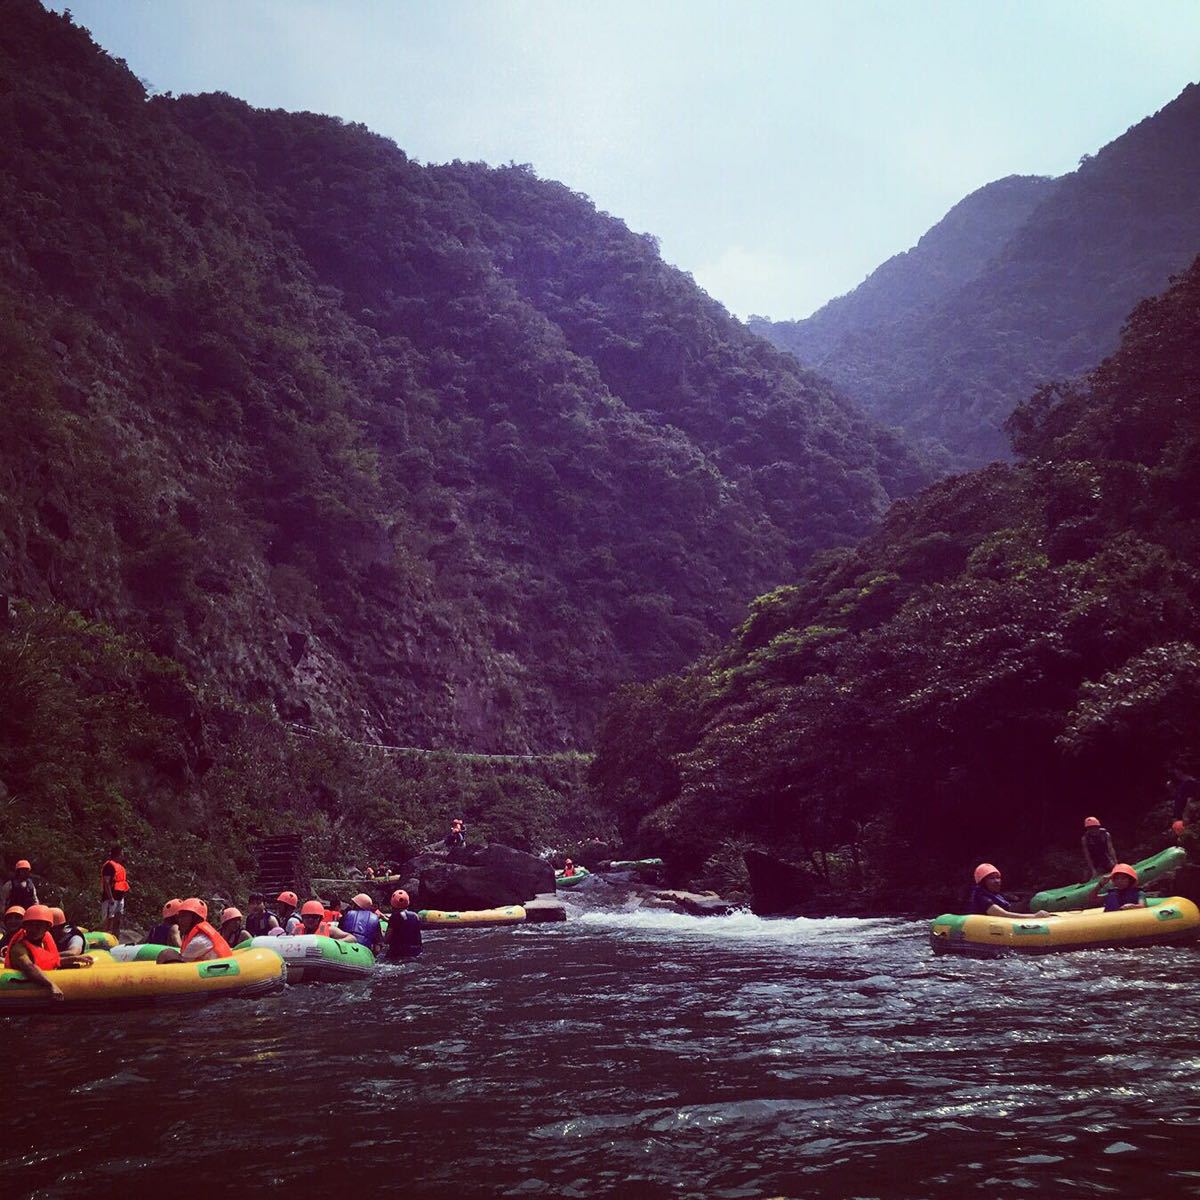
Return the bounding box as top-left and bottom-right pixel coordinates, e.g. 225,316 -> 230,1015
351,893 -> 374,909
1172,819 -> 1186,835
177,898 -> 208,919
1110,863 -> 1138,883
23,904 -> 54,925
4,905 -> 25,918
391,890 -> 410,908
1084,816 -> 1101,828
300,900 -> 325,917
276,891 -> 299,907
14,859 -> 31,871
162,898 -> 183,918
973,863 -> 1001,885
220,907 -> 243,923
49,907 -> 66,925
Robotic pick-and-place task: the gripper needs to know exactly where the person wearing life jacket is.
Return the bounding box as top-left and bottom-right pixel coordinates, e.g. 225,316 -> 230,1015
145,899 -> 184,948
1101,864 -> 1148,912
50,907 -> 86,956
276,891 -> 303,935
444,818 -> 466,850
3,904 -> 91,998
561,858 -> 577,878
244,892 -> 281,937
1081,817 -> 1118,877
0,905 -> 25,952
100,847 -> 131,937
156,898 -> 233,963
218,907 -> 253,948
384,890 -> 422,961
969,864 -> 1054,919
338,893 -> 383,952
0,859 -> 38,912
292,900 -> 356,940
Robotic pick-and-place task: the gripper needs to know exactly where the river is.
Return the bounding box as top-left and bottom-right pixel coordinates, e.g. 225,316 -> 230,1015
8,891 -> 1200,1198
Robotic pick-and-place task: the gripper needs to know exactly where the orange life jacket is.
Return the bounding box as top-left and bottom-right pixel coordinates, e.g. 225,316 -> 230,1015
3,928 -> 61,971
291,919 -> 330,937
563,865 -> 576,876
180,919 -> 233,959
102,859 -> 130,894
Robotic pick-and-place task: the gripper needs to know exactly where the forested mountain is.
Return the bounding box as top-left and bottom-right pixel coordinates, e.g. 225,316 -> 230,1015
592,255 -> 1200,903
0,0 -> 927,759
752,86 -> 1200,467
751,175 -> 1056,367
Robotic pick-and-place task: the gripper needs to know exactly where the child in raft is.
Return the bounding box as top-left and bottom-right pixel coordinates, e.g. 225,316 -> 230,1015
1099,864 -> 1148,911
969,864 -> 1055,919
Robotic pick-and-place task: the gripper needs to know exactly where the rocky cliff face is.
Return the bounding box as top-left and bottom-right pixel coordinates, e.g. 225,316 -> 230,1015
0,1 -> 929,751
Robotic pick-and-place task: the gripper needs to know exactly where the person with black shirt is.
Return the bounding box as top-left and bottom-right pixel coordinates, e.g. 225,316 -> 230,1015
244,893 -> 281,937
385,890 -> 422,960
0,859 -> 38,911
1081,817 -> 1118,876
145,899 -> 183,948
969,864 -> 1053,919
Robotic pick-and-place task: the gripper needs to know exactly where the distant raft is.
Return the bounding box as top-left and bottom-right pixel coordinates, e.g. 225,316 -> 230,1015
0,947 -> 286,1012
930,896 -> 1200,957
234,935 -> 375,983
608,858 -> 664,872
419,906 -> 526,927
1031,846 -> 1187,912
554,867 -> 591,888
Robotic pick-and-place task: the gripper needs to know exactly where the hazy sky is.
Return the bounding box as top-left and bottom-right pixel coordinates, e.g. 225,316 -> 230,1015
50,1 -> 1200,319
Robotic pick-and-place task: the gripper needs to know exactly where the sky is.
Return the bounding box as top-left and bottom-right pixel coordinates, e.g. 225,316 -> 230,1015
49,1 -> 1200,320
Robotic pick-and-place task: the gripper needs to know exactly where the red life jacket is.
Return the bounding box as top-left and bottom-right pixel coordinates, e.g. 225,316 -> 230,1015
180,919 -> 233,959
102,859 -> 130,894
3,928 -> 61,971
563,866 -> 576,877
291,919 -> 330,937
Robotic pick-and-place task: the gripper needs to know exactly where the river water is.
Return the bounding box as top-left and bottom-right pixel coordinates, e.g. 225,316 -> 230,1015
7,890 -> 1200,1198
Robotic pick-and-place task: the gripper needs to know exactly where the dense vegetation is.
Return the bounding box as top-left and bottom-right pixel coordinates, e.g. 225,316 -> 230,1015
753,87 -> 1200,466
593,256 -> 1200,906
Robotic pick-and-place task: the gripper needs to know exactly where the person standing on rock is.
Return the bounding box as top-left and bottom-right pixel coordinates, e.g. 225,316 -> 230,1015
100,847 -> 130,938
444,819 -> 466,850
1,859 -> 38,912
1081,817 -> 1118,877
384,890 -> 422,961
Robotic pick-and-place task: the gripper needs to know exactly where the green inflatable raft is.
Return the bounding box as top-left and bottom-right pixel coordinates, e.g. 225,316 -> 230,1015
608,858 -> 664,872
555,866 -> 591,888
1031,846 -> 1187,912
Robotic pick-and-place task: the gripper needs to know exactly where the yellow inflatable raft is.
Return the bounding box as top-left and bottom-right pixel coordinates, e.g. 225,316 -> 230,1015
0,948 -> 286,1012
930,897 -> 1200,957
418,906 -> 526,927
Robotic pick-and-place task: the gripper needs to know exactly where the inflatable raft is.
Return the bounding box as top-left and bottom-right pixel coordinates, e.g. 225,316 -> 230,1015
234,935 -> 374,983
554,867 -> 591,888
930,896 -> 1200,957
82,931 -> 117,950
608,857 -> 664,871
108,943 -> 176,962
0,947 -> 286,1012
1031,846 -> 1187,912
419,906 -> 526,927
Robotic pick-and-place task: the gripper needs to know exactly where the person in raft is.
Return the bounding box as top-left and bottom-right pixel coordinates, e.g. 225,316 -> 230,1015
155,898 -> 234,963
561,858 -> 577,878
3,904 -> 93,1000
145,899 -> 184,948
1,858 -> 38,911
244,892 -> 281,937
384,890 -> 422,961
1100,864 -> 1147,911
291,899 -> 358,940
1,905 -> 26,952
338,893 -> 383,952
275,891 -> 303,934
219,907 -> 253,948
50,908 -> 86,956
970,864 -> 1054,919
100,846 -> 130,937
1081,817 -> 1118,877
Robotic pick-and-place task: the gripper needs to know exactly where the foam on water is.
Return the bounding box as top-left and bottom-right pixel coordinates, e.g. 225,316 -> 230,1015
576,905 -> 906,944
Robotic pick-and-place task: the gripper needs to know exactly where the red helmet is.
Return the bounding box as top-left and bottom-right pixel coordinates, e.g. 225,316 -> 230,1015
4,905 -> 25,918
49,907 -> 66,926
391,890 -> 410,908
276,891 -> 299,907
973,863 -> 1000,885
23,904 -> 54,925
14,859 -> 31,871
1172,819 -> 1187,835
351,893 -> 374,909
1083,816 -> 1101,828
220,907 -> 243,924
300,900 -> 325,917
162,898 -> 183,919
1110,863 -> 1138,884
177,898 -> 208,919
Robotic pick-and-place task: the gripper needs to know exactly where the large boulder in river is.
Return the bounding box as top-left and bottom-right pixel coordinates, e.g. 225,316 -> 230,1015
451,843 -> 555,899
416,843 -> 555,908
744,849 -> 815,915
